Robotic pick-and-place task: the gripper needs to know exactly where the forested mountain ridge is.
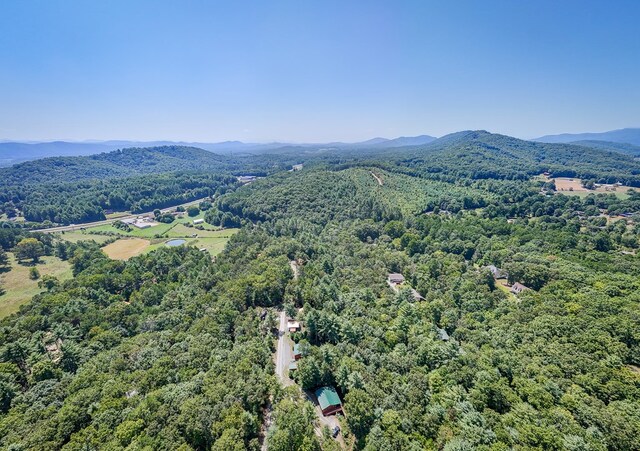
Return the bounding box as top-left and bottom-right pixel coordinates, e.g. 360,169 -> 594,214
0,146 -> 234,185
385,130 -> 640,185
0,135 -> 440,167
570,140 -> 640,156
535,127 -> 640,146
4,132 -> 640,227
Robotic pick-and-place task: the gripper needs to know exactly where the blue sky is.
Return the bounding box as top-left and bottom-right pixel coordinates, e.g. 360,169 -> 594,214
0,0 -> 638,142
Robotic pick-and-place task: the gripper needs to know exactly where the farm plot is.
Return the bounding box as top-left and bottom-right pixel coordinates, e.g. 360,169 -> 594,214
102,238 -> 151,260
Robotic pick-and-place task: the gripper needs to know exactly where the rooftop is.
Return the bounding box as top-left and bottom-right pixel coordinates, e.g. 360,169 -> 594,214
315,386 -> 341,410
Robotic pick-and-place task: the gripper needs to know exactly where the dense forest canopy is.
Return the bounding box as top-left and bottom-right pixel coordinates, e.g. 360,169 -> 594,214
0,131 -> 639,450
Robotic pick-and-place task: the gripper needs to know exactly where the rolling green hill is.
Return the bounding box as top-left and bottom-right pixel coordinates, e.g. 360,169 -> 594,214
0,146 -> 234,185
386,130 -> 640,185
570,140 -> 640,156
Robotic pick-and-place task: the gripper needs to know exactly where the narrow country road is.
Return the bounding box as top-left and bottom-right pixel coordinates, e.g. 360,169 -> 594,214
261,310 -> 293,451
370,171 -> 383,186
275,310 -> 293,385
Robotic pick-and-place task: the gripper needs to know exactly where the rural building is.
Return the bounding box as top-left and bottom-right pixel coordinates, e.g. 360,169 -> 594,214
411,289 -> 425,301
288,361 -> 298,372
436,327 -> 450,341
237,175 -> 257,183
193,218 -> 204,225
388,273 -> 405,285
486,265 -> 508,279
122,217 -> 154,229
510,282 -> 529,295
315,386 -> 343,416
292,164 -> 303,171
293,343 -> 302,360
287,320 -> 301,332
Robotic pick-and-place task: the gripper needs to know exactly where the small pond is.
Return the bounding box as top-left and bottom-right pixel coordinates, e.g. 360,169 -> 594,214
165,239 -> 186,247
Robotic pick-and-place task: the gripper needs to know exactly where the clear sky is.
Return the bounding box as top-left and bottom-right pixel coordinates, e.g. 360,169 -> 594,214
0,0 -> 638,142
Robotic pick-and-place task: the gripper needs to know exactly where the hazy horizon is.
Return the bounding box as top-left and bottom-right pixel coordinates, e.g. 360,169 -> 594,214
2,126 -> 640,145
1,0 -> 639,142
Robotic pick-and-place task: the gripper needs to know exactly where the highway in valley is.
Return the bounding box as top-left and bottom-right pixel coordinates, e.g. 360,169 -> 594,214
32,197 -> 209,233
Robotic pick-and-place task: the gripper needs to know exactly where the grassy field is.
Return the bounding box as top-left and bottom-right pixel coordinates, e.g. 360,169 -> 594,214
143,229 -> 239,255
103,238 -> 151,260
88,220 -> 177,237
495,278 -> 516,299
53,209 -> 238,261
56,213 -> 239,260
55,231 -> 112,244
0,254 -> 73,318
554,177 -> 633,199
84,212 -> 219,238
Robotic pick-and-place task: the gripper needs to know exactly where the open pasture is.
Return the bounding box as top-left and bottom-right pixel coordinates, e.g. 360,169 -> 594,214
102,238 -> 151,260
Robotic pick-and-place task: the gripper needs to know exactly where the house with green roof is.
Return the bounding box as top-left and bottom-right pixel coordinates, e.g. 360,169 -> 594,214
315,386 -> 342,416
293,343 -> 302,360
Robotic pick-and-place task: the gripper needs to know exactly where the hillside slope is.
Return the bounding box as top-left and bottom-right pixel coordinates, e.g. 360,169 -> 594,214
386,130 -> 640,185
569,140 -> 640,156
535,127 -> 640,146
0,146 -> 234,185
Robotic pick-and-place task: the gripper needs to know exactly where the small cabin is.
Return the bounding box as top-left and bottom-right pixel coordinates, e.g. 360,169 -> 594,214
315,386 -> 343,416
293,343 -> 302,360
510,282 -> 529,295
388,273 -> 405,285
287,320 -> 301,332
193,218 -> 204,225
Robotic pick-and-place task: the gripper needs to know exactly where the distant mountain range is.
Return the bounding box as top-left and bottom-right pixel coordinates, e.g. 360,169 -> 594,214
3,127 -> 640,168
535,128 -> 640,146
0,135 -> 437,167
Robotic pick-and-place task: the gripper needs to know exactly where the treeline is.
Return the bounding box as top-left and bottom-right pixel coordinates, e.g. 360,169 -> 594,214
1,173 -> 239,224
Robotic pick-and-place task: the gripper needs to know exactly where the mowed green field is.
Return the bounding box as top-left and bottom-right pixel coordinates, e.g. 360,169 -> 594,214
55,231 -> 113,244
142,229 -> 239,255
56,212 -> 239,260
86,212 -> 217,238
0,254 -> 73,318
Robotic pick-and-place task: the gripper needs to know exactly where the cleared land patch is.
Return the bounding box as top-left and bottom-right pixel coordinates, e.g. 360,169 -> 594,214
103,238 -> 151,260
554,177 -> 634,198
55,231 -> 112,244
0,254 -> 73,318
84,212 -> 219,238
143,229 -> 239,255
